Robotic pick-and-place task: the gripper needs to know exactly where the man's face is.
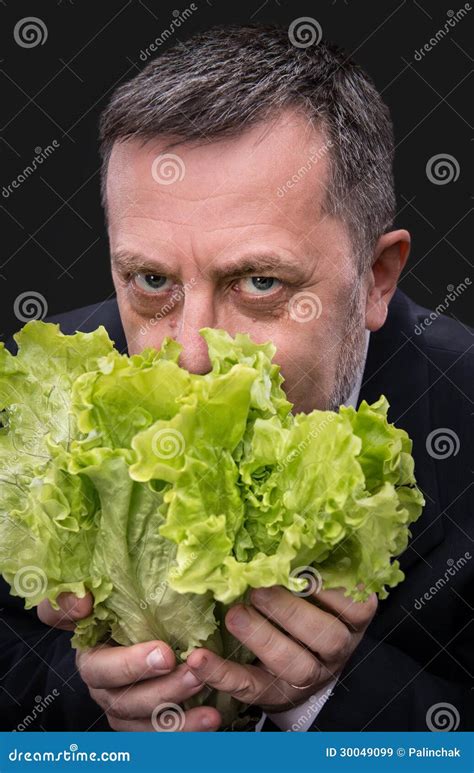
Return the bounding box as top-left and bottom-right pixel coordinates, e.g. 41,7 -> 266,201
107,111 -> 369,413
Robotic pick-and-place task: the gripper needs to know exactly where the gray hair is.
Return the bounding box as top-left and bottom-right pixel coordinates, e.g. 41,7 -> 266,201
99,24 -> 396,272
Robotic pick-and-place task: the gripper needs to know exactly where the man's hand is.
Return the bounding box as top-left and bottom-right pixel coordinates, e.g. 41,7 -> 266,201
186,585 -> 378,712
36,585 -> 377,728
37,593 -> 221,732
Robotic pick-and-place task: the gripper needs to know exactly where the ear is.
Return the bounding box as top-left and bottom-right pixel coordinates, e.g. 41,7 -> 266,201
365,229 -> 411,332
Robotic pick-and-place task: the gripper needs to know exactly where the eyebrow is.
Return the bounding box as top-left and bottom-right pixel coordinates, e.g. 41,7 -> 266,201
111,250 -> 308,281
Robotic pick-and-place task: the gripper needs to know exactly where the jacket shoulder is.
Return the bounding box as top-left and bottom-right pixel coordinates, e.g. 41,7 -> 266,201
397,288 -> 473,357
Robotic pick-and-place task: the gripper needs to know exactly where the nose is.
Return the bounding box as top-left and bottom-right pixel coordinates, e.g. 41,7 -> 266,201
174,287 -> 215,375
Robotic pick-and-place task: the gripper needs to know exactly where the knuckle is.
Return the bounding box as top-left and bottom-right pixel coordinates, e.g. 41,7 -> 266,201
106,713 -> 123,732
231,672 -> 257,699
258,627 -> 278,653
88,688 -> 108,711
292,658 -> 321,688
106,698 -> 130,721
349,595 -> 378,629
121,651 -> 140,686
78,652 -> 97,687
327,626 -> 352,661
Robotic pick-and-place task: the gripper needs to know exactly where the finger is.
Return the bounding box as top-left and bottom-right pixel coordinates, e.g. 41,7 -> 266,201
250,589 -> 353,665
186,647 -> 290,706
90,664 -> 205,720
77,640 -> 176,689
107,706 -> 221,732
37,592 -> 93,630
311,587 -> 378,632
223,602 -> 323,688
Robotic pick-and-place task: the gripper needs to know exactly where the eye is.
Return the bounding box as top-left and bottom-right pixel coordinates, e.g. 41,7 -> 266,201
240,276 -> 282,294
134,272 -> 173,293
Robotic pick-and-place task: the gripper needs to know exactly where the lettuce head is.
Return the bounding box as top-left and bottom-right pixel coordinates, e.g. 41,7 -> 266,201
0,321 -> 424,719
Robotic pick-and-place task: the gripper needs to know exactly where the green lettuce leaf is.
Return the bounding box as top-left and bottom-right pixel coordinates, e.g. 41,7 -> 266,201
0,320 -> 425,665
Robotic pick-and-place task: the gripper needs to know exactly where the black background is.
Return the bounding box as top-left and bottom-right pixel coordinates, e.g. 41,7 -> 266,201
1,0 -> 472,340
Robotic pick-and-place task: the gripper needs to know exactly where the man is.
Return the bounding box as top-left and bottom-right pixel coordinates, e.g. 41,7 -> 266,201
1,25 -> 472,733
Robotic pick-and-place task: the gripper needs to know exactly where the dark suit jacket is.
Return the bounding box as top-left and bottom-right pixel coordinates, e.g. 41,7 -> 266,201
1,289 -> 473,731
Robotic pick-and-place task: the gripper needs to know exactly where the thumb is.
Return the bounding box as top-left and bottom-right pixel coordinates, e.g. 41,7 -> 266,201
37,592 -> 93,630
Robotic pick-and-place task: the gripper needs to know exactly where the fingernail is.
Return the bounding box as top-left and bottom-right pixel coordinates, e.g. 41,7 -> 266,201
183,670 -> 202,688
230,606 -> 250,628
146,647 -> 168,671
202,715 -> 216,729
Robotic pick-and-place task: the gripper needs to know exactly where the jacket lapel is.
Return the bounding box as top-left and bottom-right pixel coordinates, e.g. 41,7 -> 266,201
358,289 -> 445,573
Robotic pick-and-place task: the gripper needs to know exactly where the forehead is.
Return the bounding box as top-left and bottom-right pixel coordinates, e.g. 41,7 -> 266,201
106,109 -> 341,263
